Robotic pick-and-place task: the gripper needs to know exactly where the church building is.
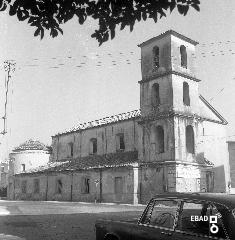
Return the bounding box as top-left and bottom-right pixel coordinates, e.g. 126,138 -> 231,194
8,30 -> 230,204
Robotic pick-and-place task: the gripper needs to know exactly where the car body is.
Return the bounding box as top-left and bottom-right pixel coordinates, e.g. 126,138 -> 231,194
95,192 -> 235,240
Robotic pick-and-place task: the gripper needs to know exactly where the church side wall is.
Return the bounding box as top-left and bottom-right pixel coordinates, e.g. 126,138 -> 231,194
51,119 -> 139,162
12,167 -> 135,204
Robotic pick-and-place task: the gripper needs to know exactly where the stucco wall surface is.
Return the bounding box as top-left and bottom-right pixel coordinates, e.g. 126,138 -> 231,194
52,120 -> 139,162
12,167 -> 136,204
9,151 -> 50,175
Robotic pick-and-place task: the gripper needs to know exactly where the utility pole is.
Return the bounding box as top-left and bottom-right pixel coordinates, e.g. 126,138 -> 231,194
1,60 -> 16,135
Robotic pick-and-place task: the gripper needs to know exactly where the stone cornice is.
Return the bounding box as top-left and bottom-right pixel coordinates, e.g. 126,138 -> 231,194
138,110 -> 225,125
10,150 -> 51,155
139,160 -> 213,168
138,70 -> 201,83
138,30 -> 199,47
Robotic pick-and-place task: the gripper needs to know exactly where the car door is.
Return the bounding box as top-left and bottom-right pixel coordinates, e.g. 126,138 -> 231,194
173,200 -> 229,240
132,198 -> 181,240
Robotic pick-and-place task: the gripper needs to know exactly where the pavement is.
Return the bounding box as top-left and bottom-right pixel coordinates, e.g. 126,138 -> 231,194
0,200 -> 145,240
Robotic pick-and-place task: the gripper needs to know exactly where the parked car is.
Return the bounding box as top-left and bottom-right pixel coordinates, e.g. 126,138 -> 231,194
95,192 -> 235,240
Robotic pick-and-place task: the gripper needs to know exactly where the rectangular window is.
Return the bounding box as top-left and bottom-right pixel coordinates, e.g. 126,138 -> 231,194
82,178 -> 90,194
84,178 -> 90,194
21,180 -> 27,194
116,134 -> 125,151
119,135 -> 125,150
21,164 -> 25,172
56,179 -> 63,194
69,143 -> 74,157
90,138 -> 97,154
33,179 -> 40,194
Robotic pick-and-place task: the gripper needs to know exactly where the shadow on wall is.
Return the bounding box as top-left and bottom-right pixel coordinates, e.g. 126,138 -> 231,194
195,152 -> 205,164
195,152 -> 227,192
0,187 -> 7,198
213,165 -> 226,193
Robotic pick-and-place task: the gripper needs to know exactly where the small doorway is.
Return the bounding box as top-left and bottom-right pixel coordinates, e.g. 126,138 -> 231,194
114,177 -> 123,202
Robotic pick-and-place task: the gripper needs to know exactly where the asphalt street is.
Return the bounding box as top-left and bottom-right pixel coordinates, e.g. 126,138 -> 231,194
0,200 -> 145,240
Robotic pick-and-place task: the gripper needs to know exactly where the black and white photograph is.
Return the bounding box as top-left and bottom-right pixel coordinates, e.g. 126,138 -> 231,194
0,0 -> 235,239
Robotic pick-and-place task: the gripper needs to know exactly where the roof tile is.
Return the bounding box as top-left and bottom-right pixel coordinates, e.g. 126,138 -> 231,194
18,151 -> 138,175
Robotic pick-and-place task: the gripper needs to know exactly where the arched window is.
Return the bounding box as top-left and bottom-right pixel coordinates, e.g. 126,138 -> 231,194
153,46 -> 160,69
186,125 -> 195,154
180,45 -> 187,68
183,82 -> 190,106
90,138 -> 97,154
156,126 -> 164,153
151,83 -> 160,107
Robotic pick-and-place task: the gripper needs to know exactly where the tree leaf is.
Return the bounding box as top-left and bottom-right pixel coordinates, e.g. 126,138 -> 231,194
142,11 -> 147,21
0,2 -> 7,12
110,27 -> 115,39
191,3 -> 200,11
50,28 -> 58,38
34,28 -> 40,37
40,29 -> 44,39
57,27 -> 63,35
9,4 -> 18,16
17,9 -> 29,21
120,22 -> 126,30
170,0 -> 176,13
177,4 -> 188,15
3,0 -> 201,44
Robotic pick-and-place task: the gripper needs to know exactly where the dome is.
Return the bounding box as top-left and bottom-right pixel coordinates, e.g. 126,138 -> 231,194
13,139 -> 50,152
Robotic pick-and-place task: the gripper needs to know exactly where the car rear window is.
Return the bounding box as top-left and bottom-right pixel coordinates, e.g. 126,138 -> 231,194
141,199 -> 179,229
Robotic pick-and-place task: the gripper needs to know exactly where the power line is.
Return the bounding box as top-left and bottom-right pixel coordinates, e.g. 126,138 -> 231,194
209,75 -> 235,102
5,41 -> 233,69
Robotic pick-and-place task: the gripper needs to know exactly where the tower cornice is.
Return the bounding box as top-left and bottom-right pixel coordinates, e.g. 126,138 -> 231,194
138,110 -> 226,125
138,70 -> 201,84
138,30 -> 199,48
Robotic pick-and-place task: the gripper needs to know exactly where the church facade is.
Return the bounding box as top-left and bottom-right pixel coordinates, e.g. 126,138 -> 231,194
8,31 -> 230,204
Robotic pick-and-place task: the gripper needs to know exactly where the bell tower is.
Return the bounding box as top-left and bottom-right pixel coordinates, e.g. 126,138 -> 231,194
138,30 -> 200,118
137,30 -> 210,196
137,31 -> 228,200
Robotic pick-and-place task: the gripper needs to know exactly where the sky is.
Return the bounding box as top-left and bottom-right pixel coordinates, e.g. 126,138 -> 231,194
0,0 -> 235,161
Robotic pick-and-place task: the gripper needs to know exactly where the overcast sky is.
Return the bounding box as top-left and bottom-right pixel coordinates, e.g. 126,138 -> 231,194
0,0 -> 235,160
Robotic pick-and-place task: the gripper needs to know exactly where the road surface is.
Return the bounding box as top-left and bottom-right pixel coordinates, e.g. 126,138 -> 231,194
0,200 -> 144,240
